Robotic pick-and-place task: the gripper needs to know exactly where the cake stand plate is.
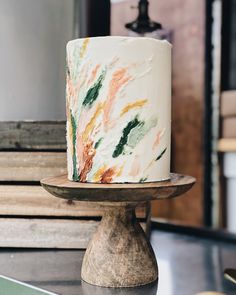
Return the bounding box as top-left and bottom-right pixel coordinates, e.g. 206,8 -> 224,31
41,173 -> 195,288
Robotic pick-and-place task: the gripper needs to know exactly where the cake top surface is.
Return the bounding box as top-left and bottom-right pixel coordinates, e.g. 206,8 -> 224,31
67,36 -> 172,49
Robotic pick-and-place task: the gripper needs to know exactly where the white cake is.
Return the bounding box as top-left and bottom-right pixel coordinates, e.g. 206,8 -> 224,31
66,36 -> 171,183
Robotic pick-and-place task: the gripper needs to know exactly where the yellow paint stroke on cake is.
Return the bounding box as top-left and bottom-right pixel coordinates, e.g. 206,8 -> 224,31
67,114 -> 73,154
93,165 -> 108,182
82,102 -> 104,141
79,38 -> 90,59
120,99 -> 148,117
116,164 -> 124,177
104,68 -> 131,129
93,164 -> 122,183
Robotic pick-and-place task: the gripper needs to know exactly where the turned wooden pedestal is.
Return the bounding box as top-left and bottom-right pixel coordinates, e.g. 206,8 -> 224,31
41,173 -> 195,288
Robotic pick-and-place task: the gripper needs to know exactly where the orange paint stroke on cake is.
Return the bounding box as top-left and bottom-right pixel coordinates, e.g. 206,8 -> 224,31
88,64 -> 101,85
67,62 -> 89,112
93,165 -> 120,183
100,167 -> 117,183
82,102 -> 104,141
79,141 -> 96,182
93,165 -> 108,182
129,156 -> 140,177
103,68 -> 131,130
80,38 -> 90,59
152,129 -> 165,150
66,77 -> 78,113
120,99 -> 148,117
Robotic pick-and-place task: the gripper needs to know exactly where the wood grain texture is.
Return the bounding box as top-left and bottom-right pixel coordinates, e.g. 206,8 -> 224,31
81,206 -> 158,287
0,121 -> 66,150
0,185 -> 147,218
0,218 -> 96,249
0,152 -> 66,181
41,173 -> 196,202
40,173 -> 194,287
0,217 -> 146,249
111,0 -> 205,225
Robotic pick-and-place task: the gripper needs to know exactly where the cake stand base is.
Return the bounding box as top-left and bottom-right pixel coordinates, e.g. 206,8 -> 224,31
41,173 -> 195,288
81,202 -> 157,287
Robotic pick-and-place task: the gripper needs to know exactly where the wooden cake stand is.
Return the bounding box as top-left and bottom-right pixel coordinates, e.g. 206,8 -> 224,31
41,173 -> 195,288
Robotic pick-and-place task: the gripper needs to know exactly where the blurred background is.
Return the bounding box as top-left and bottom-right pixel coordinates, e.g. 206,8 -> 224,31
0,0 -> 236,235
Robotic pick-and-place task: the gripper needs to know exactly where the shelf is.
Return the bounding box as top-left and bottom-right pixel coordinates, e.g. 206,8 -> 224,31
218,138 -> 236,152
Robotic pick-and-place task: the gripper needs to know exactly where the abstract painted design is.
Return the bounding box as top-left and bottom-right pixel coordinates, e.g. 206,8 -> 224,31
66,37 -> 171,183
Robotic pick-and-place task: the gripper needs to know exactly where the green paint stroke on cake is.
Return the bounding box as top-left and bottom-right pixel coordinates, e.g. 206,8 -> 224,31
127,116 -> 158,149
82,70 -> 106,107
156,147 -> 167,161
112,116 -> 142,158
70,112 -> 79,181
94,137 -> 103,149
139,177 -> 148,183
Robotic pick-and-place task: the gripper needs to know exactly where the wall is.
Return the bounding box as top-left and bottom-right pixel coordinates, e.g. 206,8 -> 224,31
111,0 -> 205,225
0,0 -> 74,120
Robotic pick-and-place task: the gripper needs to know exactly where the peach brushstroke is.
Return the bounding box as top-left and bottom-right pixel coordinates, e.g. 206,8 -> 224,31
67,76 -> 76,101
103,68 -> 131,130
77,62 -> 89,91
66,76 -> 78,115
88,64 -> 101,85
79,38 -> 90,59
152,129 -> 165,150
129,156 -> 140,177
120,99 -> 148,117
67,62 -> 89,112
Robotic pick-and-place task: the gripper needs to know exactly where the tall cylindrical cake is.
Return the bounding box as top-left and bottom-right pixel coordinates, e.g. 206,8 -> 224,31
66,36 -> 171,183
